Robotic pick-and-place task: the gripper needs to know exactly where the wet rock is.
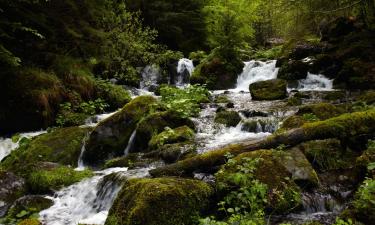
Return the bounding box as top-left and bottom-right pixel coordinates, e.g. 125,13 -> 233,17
214,111 -> 241,127
250,79 -> 287,100
148,126 -> 195,150
297,103 -> 345,120
0,171 -> 26,217
6,195 -> 53,219
134,111 -> 195,152
83,96 -> 160,167
105,178 -> 213,225
278,60 -> 310,80
240,110 -> 269,118
226,102 -> 235,108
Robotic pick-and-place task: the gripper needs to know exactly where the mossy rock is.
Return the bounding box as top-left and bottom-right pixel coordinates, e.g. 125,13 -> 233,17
216,149 -> 313,213
145,142 -> 197,164
134,111 -> 195,152
214,95 -> 231,104
278,60 -> 310,80
350,178 -> 375,224
322,91 -> 347,102
17,218 -> 41,225
26,165 -> 93,194
83,96 -> 161,167
0,171 -> 26,217
1,127 -> 90,176
287,96 -> 303,106
241,120 -> 259,132
103,154 -> 156,170
357,90 -> 375,105
105,177 -> 213,225
356,140 -> 375,168
214,111 -> 241,127
250,79 -> 287,100
297,103 -> 346,120
297,139 -> 358,171
148,126 -> 195,150
6,195 -> 53,220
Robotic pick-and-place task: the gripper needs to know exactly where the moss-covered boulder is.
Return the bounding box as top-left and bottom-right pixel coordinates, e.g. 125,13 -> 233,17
250,79 -> 287,100
278,60 -> 310,80
148,126 -> 195,150
348,178 -> 375,224
16,218 -> 41,225
5,195 -> 53,221
105,177 -> 213,225
191,57 -> 244,90
279,115 -> 306,131
103,154 -> 156,169
26,165 -> 93,194
297,103 -> 346,120
297,139 -> 359,171
134,111 -> 195,152
0,171 -> 26,217
1,127 -> 90,176
83,96 -> 160,167
214,111 -> 241,127
215,149 -> 317,213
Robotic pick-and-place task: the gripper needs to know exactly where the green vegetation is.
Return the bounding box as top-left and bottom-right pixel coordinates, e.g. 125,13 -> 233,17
250,79 -> 287,100
148,126 -> 195,150
105,177 -> 213,225
215,111 -> 242,127
159,85 -> 210,118
352,178 -> 375,223
27,166 -> 93,193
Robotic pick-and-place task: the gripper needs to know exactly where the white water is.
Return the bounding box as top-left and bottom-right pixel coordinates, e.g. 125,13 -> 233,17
39,167 -> 152,225
124,130 -> 136,156
235,60 -> 279,92
176,58 -> 194,87
140,65 -> 161,90
0,130 -> 46,161
83,111 -> 119,128
296,72 -> 333,91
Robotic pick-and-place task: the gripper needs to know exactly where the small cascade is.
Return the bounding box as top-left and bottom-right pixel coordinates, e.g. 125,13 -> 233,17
124,130 -> 136,156
39,167 -> 152,225
175,58 -> 194,87
241,118 -> 279,134
0,130 -> 46,161
83,111 -> 119,128
295,73 -> 333,91
235,60 -> 279,92
140,65 -> 161,91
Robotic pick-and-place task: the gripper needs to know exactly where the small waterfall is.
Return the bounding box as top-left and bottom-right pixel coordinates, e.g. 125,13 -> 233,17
296,73 -> 333,91
140,65 -> 161,91
176,58 -> 194,87
241,118 -> 279,134
124,130 -> 136,156
0,130 -> 46,161
83,111 -> 119,128
235,60 -> 279,92
39,167 -> 152,225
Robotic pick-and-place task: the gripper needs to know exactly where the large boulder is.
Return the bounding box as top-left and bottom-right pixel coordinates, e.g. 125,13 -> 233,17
250,79 -> 287,100
1,127 -> 90,175
278,60 -> 310,80
216,149 -> 318,213
82,96 -> 160,167
105,177 -> 213,225
0,171 -> 26,217
148,126 -> 195,150
214,110 -> 242,127
134,111 -> 195,152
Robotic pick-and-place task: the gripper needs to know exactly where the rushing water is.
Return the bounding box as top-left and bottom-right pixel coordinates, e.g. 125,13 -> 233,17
39,167 -> 152,225
235,60 -> 279,92
0,130 -> 46,161
0,58 -> 340,225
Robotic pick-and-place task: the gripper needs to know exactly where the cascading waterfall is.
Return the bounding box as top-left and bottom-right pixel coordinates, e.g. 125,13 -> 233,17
176,58 -> 194,87
124,130 -> 136,156
235,60 -> 279,92
39,167 -> 152,225
296,72 -> 334,91
0,130 -> 46,161
140,65 -> 161,91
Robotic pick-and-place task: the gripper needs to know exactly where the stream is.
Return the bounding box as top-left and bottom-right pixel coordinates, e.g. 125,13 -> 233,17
0,59 -> 347,225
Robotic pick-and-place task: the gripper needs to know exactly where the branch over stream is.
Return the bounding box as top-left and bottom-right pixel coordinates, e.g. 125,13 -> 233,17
150,109 -> 375,177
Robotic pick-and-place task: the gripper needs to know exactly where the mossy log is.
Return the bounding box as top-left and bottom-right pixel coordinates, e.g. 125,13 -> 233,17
150,109 -> 375,177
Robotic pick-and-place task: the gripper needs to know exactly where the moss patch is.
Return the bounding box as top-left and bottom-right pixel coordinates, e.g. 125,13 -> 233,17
214,111 -> 241,127
105,177 -> 213,225
250,79 -> 287,100
148,126 -> 195,150
297,103 -> 346,120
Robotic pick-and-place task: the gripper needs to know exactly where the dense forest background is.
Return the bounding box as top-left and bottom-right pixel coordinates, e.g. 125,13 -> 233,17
0,0 -> 374,133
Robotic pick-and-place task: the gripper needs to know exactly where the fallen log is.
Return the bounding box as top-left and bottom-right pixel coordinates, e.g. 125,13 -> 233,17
150,109 -> 375,177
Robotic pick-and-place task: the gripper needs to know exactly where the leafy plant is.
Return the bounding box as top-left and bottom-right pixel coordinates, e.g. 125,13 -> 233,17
160,85 -> 210,118
302,113 -> 319,122
353,178 -> 375,217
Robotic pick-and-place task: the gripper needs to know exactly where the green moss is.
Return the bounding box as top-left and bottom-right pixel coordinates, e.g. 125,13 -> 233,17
214,111 -> 241,127
103,154 -> 156,169
214,95 -> 231,104
27,166 -> 93,193
6,196 -> 53,221
323,91 -> 347,101
135,110 -> 195,152
352,178 -> 375,223
250,79 -> 287,100
95,79 -> 131,110
216,150 -> 303,213
287,96 -> 302,106
17,218 -> 41,225
148,126 -> 195,150
241,120 -> 259,132
298,103 -> 346,120
1,127 -> 90,176
357,90 -> 375,105
356,140 -> 375,168
83,96 -> 162,166
280,115 -> 305,131
300,139 -> 358,171
105,177 -> 213,225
